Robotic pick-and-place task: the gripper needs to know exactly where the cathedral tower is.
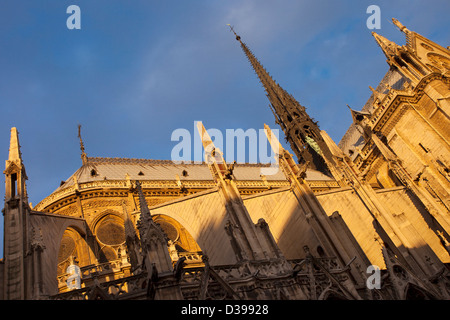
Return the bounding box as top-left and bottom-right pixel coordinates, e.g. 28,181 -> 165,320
3,128 -> 30,299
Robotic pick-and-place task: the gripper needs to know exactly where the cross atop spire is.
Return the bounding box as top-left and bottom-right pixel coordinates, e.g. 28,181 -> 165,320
77,124 -> 88,165
227,24 -> 240,41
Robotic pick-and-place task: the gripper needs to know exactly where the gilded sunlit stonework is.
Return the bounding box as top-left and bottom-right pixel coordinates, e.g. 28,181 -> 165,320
1,19 -> 449,300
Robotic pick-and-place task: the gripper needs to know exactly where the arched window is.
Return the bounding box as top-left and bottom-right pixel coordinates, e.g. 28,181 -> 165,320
153,214 -> 203,267
303,124 -> 317,138
94,213 -> 126,264
316,246 -> 325,257
57,227 -> 89,292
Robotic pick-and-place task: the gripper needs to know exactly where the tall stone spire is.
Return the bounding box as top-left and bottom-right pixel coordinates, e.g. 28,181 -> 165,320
228,26 -> 334,174
134,180 -> 174,281
3,127 -> 30,299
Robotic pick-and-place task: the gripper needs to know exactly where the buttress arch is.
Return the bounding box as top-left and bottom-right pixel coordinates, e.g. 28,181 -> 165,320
152,214 -> 203,266
56,226 -> 91,290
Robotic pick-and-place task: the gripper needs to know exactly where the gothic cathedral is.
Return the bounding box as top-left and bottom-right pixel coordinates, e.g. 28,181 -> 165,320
1,19 -> 449,300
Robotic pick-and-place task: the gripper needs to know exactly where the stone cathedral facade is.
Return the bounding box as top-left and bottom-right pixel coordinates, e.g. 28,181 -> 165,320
1,19 -> 449,300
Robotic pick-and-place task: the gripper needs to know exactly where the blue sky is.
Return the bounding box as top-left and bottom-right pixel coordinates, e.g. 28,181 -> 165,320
1,0 -> 450,257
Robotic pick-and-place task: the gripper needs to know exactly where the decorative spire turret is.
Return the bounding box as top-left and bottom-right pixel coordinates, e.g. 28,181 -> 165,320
4,127 -> 28,201
372,32 -> 400,60
134,180 -> 174,278
136,181 -> 149,215
121,199 -> 143,273
372,20 -> 443,85
229,25 -> 334,174
3,127 -> 30,299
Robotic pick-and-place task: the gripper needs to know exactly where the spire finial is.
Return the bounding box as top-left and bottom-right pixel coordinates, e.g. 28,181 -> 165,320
8,127 -> 22,163
392,18 -> 409,34
227,24 -> 241,41
77,124 -> 88,165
